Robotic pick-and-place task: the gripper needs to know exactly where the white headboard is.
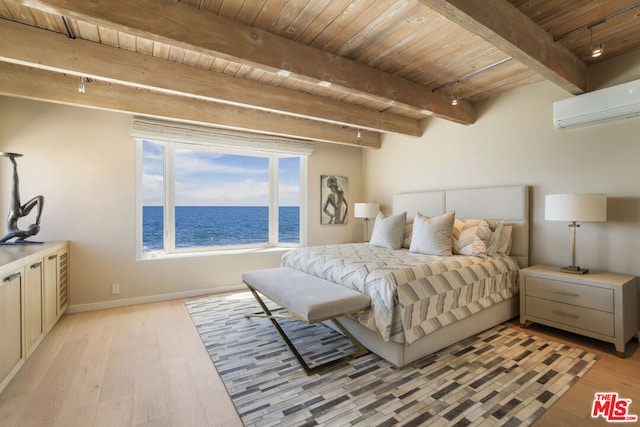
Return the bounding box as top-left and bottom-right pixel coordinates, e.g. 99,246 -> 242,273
393,185 -> 529,267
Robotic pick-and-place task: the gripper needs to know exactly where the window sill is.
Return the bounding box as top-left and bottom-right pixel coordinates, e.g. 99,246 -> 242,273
138,245 -> 296,261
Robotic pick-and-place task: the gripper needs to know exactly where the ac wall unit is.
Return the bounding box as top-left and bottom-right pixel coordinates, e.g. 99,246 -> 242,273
553,78 -> 640,129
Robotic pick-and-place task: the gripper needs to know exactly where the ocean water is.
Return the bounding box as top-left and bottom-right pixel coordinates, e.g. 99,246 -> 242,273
143,206 -> 299,252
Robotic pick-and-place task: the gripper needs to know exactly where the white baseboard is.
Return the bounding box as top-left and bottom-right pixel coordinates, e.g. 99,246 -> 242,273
66,284 -> 246,313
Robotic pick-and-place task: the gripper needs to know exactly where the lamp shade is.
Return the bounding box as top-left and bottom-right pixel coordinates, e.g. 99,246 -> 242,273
545,194 -> 607,222
354,203 -> 379,219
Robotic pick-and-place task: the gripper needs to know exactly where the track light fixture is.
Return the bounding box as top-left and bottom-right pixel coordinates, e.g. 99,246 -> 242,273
78,76 -> 85,93
589,27 -> 604,58
450,95 -> 458,106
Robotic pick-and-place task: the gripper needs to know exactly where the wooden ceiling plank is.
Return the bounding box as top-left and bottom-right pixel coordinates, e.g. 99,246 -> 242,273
3,0 -> 36,24
29,7 -> 63,32
97,26 -> 119,48
13,0 -> 474,124
117,31 -> 137,52
0,18 -> 420,136
0,62 -> 380,148
235,0 -> 268,25
75,20 -> 99,42
291,0 -> 346,45
136,36 -> 154,56
418,0 -> 588,94
0,1 -> 11,16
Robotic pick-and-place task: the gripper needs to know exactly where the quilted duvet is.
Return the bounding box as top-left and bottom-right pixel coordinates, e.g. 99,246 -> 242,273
281,243 -> 520,344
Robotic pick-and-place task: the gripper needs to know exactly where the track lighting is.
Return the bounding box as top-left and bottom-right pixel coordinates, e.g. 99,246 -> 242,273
589,27 -> 604,58
450,95 -> 458,106
357,129 -> 362,138
78,76 -> 85,93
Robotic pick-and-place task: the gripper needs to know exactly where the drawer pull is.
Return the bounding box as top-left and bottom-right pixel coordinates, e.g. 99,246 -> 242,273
552,290 -> 579,297
552,310 -> 579,319
30,261 -> 42,269
3,272 -> 21,283
48,254 -> 58,260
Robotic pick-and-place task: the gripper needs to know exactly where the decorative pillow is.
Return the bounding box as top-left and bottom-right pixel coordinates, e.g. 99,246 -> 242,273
486,220 -> 504,256
452,218 -> 493,258
369,211 -> 407,250
496,225 -> 513,255
409,211 -> 455,256
402,217 -> 414,249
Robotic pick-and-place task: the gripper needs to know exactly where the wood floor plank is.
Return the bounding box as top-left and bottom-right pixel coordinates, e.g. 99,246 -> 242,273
0,298 -> 637,426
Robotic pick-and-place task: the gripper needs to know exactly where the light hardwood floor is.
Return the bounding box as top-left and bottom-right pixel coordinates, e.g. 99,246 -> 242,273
0,297 -> 637,426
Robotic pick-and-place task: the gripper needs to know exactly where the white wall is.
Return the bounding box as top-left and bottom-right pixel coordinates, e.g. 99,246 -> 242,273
2,49 -> 638,312
364,50 -> 640,280
0,99 -> 363,309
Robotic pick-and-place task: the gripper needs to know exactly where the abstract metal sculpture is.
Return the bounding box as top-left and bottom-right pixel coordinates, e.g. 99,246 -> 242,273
0,152 -> 44,244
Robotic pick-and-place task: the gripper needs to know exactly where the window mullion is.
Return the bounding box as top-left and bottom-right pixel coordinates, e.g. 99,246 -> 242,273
269,156 -> 278,245
299,156 -> 308,246
165,144 -> 176,252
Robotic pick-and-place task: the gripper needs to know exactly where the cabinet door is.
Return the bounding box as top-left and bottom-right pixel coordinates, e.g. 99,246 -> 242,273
57,249 -> 69,313
43,253 -> 58,333
25,260 -> 43,357
0,268 -> 23,385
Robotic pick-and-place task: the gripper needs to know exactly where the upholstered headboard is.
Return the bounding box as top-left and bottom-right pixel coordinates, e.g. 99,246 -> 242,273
393,185 -> 530,267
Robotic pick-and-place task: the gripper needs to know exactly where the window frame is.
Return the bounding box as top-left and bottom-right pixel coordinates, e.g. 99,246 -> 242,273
135,138 -> 307,260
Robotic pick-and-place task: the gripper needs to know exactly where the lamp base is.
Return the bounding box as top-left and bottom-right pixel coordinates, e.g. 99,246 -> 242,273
560,265 -> 589,275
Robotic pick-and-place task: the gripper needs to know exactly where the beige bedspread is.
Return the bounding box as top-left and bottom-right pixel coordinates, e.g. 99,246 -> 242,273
281,243 -> 520,344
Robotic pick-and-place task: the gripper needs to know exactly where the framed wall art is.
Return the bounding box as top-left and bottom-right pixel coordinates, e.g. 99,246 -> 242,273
320,175 -> 348,225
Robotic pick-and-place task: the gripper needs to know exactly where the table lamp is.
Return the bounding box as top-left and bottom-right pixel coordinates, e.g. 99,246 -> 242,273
354,203 -> 379,242
544,193 -> 607,274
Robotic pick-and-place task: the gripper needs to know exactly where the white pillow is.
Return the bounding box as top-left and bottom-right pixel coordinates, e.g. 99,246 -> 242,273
369,211 -> 407,250
409,211 -> 455,256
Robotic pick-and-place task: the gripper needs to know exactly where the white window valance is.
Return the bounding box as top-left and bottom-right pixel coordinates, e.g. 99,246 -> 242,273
131,117 -> 314,156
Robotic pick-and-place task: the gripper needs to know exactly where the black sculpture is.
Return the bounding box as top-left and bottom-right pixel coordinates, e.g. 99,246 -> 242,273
0,152 -> 44,244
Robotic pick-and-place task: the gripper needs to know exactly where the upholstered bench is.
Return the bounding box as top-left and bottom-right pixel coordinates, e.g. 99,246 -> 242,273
242,267 -> 371,375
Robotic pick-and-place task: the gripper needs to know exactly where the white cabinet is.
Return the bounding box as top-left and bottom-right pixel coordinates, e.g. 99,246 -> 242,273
0,241 -> 69,393
520,265 -> 638,357
25,259 -> 43,357
0,268 -> 23,393
43,248 -> 68,334
43,253 -> 57,333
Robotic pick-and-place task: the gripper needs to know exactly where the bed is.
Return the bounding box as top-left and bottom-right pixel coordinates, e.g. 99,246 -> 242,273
281,185 -> 529,368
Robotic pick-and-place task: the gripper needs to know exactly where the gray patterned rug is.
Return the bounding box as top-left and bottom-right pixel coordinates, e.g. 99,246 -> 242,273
185,292 -> 598,426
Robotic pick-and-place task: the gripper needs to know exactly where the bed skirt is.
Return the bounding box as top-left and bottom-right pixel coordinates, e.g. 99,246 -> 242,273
331,296 -> 519,368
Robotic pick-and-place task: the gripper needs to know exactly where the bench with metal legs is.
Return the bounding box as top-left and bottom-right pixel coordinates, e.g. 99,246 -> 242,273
242,268 -> 371,375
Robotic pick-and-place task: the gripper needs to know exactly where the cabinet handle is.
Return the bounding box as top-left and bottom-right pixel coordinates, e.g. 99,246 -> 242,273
552,290 -> 579,297
30,261 -> 42,269
552,310 -> 579,319
48,254 -> 58,260
3,272 -> 21,283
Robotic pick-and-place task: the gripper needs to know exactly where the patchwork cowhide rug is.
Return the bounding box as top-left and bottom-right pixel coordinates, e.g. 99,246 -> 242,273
185,292 -> 598,426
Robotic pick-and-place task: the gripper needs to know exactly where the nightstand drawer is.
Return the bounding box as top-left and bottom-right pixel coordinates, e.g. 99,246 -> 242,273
525,296 -> 614,336
524,276 -> 613,312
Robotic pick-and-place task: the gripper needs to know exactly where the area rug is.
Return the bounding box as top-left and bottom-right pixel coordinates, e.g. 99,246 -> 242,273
185,292 -> 599,426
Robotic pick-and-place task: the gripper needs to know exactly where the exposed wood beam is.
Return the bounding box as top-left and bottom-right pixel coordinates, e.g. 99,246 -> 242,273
0,63 -> 380,148
418,0 -> 588,94
0,19 -> 419,137
15,0 -> 476,125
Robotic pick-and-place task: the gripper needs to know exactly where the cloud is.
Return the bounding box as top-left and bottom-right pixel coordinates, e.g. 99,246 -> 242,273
143,173 -> 164,205
175,178 -> 270,206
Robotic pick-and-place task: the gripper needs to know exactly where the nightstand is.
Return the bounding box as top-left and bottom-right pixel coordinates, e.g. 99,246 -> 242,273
520,265 -> 638,358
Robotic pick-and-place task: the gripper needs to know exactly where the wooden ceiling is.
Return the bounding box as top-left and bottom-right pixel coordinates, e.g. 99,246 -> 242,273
1,0 -> 639,148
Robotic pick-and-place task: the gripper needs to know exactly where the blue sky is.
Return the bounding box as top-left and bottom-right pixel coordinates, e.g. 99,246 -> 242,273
142,140 -> 300,206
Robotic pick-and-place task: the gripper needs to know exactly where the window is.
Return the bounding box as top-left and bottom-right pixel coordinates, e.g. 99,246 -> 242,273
134,119 -> 309,259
